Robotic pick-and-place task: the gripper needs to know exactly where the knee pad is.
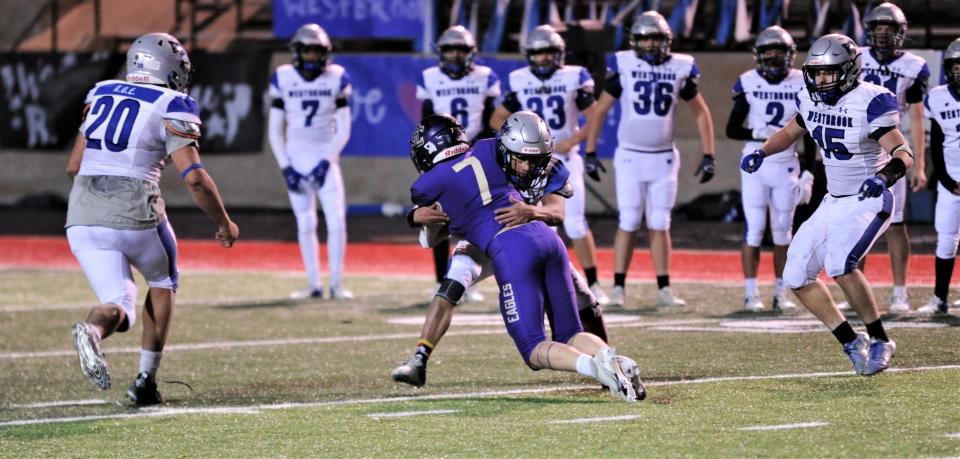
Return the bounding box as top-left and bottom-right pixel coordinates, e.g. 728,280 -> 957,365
646,207 -> 671,231
771,229 -> 793,246
563,216 -> 589,240
769,211 -> 793,245
618,206 -> 643,232
936,233 -> 960,259
446,253 -> 483,288
744,226 -> 764,247
436,278 -> 466,304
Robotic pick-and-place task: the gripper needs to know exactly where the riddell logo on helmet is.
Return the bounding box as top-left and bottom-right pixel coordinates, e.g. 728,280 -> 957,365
521,147 -> 541,153
126,74 -> 152,83
438,144 -> 469,160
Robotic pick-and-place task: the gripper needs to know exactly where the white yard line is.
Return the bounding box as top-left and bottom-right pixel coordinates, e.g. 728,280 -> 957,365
366,409 -> 459,419
9,399 -> 108,409
549,415 -> 642,424
739,421 -> 828,431
945,433 -> 960,439
2,365 -> 958,427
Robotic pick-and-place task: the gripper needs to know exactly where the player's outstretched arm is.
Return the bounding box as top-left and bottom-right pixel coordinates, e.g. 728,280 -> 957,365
171,145 -> 238,247
760,117 -> 805,157
489,105 -> 511,132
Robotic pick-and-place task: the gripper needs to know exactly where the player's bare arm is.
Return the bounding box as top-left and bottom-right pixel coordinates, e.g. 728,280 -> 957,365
879,128 -> 914,170
585,91 -> 616,154
489,105 -> 511,131
908,101 -> 927,191
760,117 -> 806,157
495,193 -> 565,227
687,93 -> 716,156
171,144 -> 238,247
412,203 -> 449,225
555,101 -> 598,154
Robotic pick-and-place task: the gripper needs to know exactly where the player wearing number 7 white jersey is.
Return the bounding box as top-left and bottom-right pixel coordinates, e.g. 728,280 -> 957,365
741,34 -> 910,376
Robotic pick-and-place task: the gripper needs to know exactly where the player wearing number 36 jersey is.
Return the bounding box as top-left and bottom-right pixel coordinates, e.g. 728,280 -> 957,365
742,34 -> 911,376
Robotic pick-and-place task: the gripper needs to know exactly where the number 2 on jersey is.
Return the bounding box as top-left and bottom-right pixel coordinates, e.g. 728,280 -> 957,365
452,156 -> 492,205
84,96 -> 140,152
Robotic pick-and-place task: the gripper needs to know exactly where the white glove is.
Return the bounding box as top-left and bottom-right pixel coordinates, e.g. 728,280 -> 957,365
798,170 -> 815,205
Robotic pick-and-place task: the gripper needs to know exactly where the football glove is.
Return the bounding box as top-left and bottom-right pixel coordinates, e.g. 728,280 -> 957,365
798,170 -> 815,205
584,151 -> 606,182
740,149 -> 765,173
309,159 -> 330,188
858,175 -> 886,201
695,155 -> 716,183
282,166 -> 302,192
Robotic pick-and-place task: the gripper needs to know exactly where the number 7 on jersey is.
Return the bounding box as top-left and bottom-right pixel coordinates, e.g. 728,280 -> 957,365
452,156 -> 492,205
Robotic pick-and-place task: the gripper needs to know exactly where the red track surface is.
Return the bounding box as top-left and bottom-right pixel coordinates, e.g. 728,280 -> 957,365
0,236 -> 946,285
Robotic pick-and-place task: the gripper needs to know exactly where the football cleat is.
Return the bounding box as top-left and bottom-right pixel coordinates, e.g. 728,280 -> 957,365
656,287 -> 686,307
391,353 -> 427,387
842,332 -> 870,375
329,288 -> 354,300
917,296 -> 949,315
835,300 -> 851,311
289,288 -> 322,300
616,355 -> 647,401
463,286 -> 485,303
592,348 -> 636,402
772,293 -> 798,311
608,286 -> 625,308
863,338 -> 896,376
888,293 -> 911,315
71,322 -> 111,390
126,372 -> 165,406
590,283 -> 610,306
744,295 -> 764,312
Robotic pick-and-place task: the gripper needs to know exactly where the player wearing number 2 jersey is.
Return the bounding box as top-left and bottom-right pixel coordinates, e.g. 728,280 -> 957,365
67,33 -> 238,405
588,11 -> 717,309
742,34 -> 911,376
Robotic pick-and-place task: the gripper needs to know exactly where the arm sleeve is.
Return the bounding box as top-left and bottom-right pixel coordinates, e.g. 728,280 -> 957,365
268,107 -> 289,169
793,112 -> 807,131
725,93 -> 753,140
678,62 -> 700,101
501,92 -> 522,113
930,119 -> 956,190
421,99 -> 435,118
800,135 -> 818,172
575,88 -> 596,111
906,63 -> 931,104
604,71 -> 623,99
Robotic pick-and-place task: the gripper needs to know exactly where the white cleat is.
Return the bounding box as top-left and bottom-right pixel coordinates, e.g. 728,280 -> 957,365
772,293 -> 798,312
289,287 -> 323,300
656,287 -> 687,307
71,322 -> 111,390
592,348 -> 636,403
836,301 -> 851,311
330,288 -> 354,300
744,295 -> 765,312
616,355 -> 647,401
590,283 -> 610,306
888,293 -> 911,315
608,286 -> 625,308
463,286 -> 485,303
917,296 -> 949,315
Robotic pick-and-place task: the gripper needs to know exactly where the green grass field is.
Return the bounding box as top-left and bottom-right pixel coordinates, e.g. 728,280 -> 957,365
2,269 -> 959,457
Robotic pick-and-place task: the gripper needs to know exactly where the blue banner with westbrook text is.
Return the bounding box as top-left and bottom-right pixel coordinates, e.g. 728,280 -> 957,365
273,0 -> 426,39
335,54 -> 621,158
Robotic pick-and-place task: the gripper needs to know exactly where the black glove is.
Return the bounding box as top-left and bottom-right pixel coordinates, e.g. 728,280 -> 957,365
584,151 -> 606,182
695,155 -> 716,184
282,166 -> 302,192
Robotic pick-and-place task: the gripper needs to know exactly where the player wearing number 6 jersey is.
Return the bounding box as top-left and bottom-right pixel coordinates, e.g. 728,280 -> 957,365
269,24 -> 353,300
67,33 -> 239,404
416,25 -> 501,302
490,24 -> 610,305
588,11 -> 717,308
741,34 -> 910,376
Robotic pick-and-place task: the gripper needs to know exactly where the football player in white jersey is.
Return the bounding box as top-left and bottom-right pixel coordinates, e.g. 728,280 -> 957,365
844,3 -> 930,314
742,34 -> 909,375
489,24 -> 610,305
416,25 -> 501,302
587,11 -> 717,308
726,26 -> 808,312
268,24 -> 353,300
67,33 -> 239,404
918,38 -> 960,315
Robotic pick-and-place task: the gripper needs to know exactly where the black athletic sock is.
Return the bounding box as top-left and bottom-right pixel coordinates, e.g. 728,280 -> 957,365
584,267 -> 598,286
831,321 -> 858,345
432,242 -> 449,283
579,308 -> 608,344
865,320 -> 889,343
935,256 -> 955,303
614,273 -> 626,288
415,339 -> 434,362
656,275 -> 670,289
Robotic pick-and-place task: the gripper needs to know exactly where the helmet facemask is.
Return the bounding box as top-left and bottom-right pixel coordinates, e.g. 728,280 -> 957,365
630,33 -> 670,65
946,59 -> 960,90
438,44 -> 475,79
755,45 -> 793,81
803,65 -> 848,105
866,21 -> 905,62
292,43 -> 330,80
497,141 -> 553,191
527,47 -> 563,80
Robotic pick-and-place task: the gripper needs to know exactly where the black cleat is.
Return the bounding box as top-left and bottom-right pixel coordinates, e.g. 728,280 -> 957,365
391,354 -> 427,387
126,372 -> 165,406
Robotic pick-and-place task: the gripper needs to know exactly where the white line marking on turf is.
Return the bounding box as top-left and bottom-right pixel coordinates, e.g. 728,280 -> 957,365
366,409 -> 459,419
3,365 -> 959,427
9,399 -> 108,409
549,415 -> 641,424
945,433 -> 960,439
739,421 -> 828,431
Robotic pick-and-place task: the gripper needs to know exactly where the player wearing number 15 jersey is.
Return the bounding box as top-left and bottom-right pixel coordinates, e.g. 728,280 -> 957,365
588,11 -> 717,309
741,34 -> 911,376
491,24 -> 610,306
67,33 -> 238,404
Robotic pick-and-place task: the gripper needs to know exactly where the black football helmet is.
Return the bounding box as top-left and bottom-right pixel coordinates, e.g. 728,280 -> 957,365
410,114 -> 470,173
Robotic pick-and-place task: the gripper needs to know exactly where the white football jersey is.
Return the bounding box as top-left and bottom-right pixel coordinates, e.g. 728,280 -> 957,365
78,79 -> 201,184
417,65 -> 500,140
502,65 -> 594,142
269,63 -> 352,162
859,48 -> 930,119
733,68 -> 804,161
608,51 -> 700,152
796,81 -> 899,196
925,84 -> 960,182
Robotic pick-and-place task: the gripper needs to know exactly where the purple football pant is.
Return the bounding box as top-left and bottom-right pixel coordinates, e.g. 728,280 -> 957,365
487,221 -> 583,365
